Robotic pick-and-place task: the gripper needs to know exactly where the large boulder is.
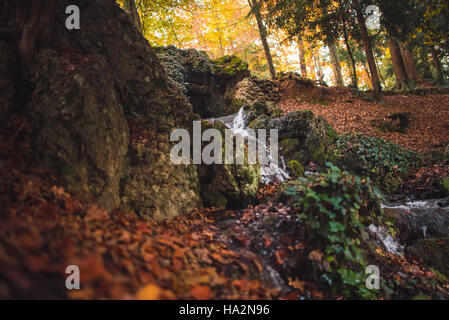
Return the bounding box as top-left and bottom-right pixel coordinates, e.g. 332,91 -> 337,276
232,76 -> 280,107
24,0 -> 202,220
29,50 -> 129,211
269,110 -> 338,167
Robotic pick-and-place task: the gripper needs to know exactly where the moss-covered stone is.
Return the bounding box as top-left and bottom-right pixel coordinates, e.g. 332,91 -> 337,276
441,178 -> 449,195
372,112 -> 411,134
212,55 -> 249,76
270,111 -> 338,167
26,1 -> 203,221
287,160 -> 305,178
197,122 -> 261,208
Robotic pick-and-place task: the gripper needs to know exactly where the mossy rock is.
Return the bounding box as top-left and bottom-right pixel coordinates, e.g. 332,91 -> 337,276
406,238 -> 449,278
212,55 -> 249,76
287,160 -> 305,178
249,114 -> 271,131
197,121 -> 261,208
271,111 -> 338,168
441,178 -> 449,195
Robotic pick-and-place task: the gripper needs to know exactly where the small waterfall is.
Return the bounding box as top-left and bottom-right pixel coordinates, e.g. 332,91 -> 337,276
219,107 -> 290,184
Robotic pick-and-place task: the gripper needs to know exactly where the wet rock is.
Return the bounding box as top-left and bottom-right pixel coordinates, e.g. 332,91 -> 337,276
383,200 -> 449,244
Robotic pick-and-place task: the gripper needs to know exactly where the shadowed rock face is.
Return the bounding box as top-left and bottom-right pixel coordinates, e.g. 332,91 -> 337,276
0,0 -> 264,220
269,110 -> 338,167
155,47 -> 250,118
22,0 -> 202,220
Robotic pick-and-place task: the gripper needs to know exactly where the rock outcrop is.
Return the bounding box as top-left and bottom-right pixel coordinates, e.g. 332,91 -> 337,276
0,1 -> 266,219
156,48 -> 249,118
269,110 -> 338,167
197,122 -> 261,208
19,1 -> 202,220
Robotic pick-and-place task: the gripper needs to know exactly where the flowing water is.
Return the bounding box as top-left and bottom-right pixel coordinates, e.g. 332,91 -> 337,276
211,107 -> 290,184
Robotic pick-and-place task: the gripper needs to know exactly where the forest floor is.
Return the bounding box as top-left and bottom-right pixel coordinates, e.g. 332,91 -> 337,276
1,90 -> 449,299
280,87 -> 449,155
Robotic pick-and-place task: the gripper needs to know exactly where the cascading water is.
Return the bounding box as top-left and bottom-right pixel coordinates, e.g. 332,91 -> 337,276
215,107 -> 290,184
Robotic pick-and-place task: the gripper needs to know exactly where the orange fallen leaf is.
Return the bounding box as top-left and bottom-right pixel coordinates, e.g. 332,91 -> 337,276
136,284 -> 161,300
190,285 -> 212,300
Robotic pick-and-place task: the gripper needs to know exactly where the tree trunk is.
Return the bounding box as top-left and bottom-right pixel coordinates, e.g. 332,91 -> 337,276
328,41 -> 344,86
342,22 -> 358,88
338,0 -> 357,88
248,0 -> 276,79
401,44 -> 420,82
123,0 -> 142,34
314,48 -> 324,83
354,1 -> 381,95
431,46 -> 444,82
297,38 -> 308,78
388,38 -> 409,90
1,0 -> 55,66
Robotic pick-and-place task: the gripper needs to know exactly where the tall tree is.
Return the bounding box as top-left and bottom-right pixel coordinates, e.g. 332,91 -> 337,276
248,0 -> 276,79
123,0 -> 142,33
1,0 -> 55,66
337,0 -> 358,88
313,47 -> 324,83
353,0 -> 382,94
401,44 -> 420,82
297,38 -> 308,78
388,37 -> 409,90
328,41 -> 344,86
430,46 -> 444,82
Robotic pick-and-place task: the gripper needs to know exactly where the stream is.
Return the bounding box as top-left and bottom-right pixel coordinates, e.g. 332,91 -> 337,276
208,107 -> 290,183
208,108 -> 449,279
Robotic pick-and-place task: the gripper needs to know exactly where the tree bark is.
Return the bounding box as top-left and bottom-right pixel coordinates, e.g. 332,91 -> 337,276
328,40 -> 344,86
354,1 -> 381,95
1,0 -> 55,66
431,46 -> 444,82
388,38 -> 409,90
401,44 -> 420,82
342,21 -> 358,88
338,0 -> 357,88
313,48 -> 324,83
297,38 -> 308,78
248,0 -> 276,79
123,0 -> 142,34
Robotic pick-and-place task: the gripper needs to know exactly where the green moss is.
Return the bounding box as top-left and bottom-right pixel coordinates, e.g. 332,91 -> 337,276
202,190 -> 228,208
212,55 -> 249,76
287,160 -> 305,178
279,138 -> 304,164
441,178 -> 449,195
229,98 -> 246,114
